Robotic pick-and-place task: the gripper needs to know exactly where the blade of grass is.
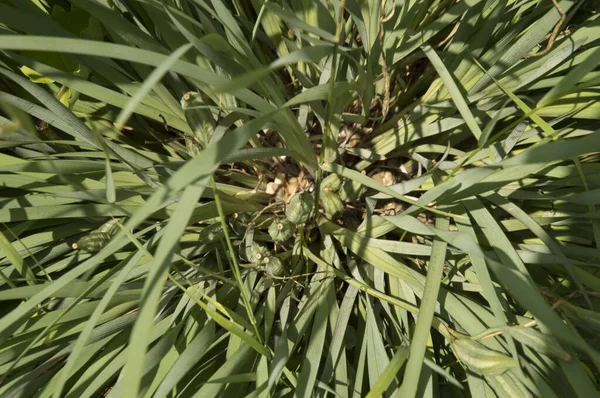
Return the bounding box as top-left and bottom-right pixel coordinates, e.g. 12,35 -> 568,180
0,107 -> 270,350
0,68 -> 155,173
539,46 -> 600,107
122,183 -> 206,398
211,177 -> 261,341
321,162 -> 465,219
398,216 -> 449,398
422,45 -> 482,141
295,280 -> 331,398
113,43 -> 192,130
486,258 -> 600,395
51,224 -> 158,398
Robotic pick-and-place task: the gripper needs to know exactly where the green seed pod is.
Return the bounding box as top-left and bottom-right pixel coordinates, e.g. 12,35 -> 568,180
321,191 -> 345,220
338,179 -> 366,203
559,301 -> 600,332
286,192 -> 314,224
451,338 -> 515,376
320,174 -> 342,193
245,242 -> 272,265
97,218 -> 121,235
199,223 -> 226,243
185,136 -> 203,157
181,91 -> 215,150
229,212 -> 252,235
485,373 -> 532,398
268,219 -> 295,242
72,232 -> 112,252
505,326 -> 571,361
263,256 -> 285,278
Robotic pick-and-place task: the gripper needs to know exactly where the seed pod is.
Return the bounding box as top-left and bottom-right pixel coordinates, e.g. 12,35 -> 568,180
268,219 -> 295,242
320,174 -> 342,193
97,218 -> 121,235
321,191 -> 345,220
451,338 -> 515,376
559,301 -> 600,333
181,91 -> 215,150
505,326 -> 571,361
263,256 -> 285,277
72,232 -> 112,252
199,223 -> 226,243
229,212 -> 251,235
245,242 -> 272,265
286,192 -> 314,224
185,136 -> 203,157
338,179 -> 366,203
485,373 -> 532,398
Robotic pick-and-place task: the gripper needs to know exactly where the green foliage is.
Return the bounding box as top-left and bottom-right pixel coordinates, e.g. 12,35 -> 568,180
0,0 -> 599,397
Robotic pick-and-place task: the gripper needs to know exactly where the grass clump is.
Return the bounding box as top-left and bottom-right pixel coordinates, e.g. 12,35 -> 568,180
0,0 -> 599,397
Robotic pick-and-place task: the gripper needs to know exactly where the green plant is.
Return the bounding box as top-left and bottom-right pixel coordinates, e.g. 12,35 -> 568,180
0,0 -> 599,397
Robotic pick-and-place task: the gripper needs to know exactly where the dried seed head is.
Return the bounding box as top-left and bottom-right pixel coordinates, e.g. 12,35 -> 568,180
372,170 -> 396,186
254,253 -> 262,260
183,93 -> 191,101
263,257 -> 270,264
277,223 -> 284,230
266,182 -> 280,195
